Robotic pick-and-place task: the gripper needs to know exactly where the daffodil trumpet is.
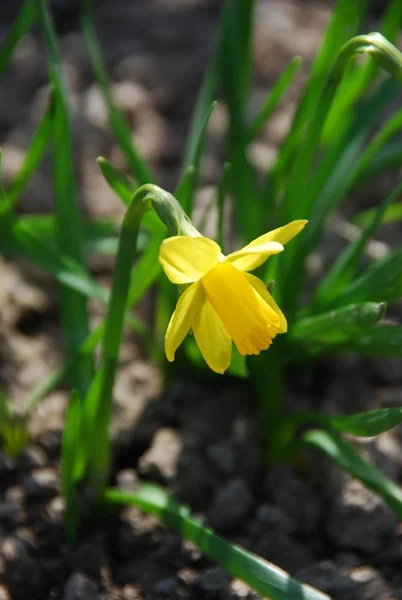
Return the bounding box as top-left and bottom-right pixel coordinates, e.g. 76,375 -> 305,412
159,220 -> 307,374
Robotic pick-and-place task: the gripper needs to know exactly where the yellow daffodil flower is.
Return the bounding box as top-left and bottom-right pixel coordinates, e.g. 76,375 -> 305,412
158,219 -> 307,374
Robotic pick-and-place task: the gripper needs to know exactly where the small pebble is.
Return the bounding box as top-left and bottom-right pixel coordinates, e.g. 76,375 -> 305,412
208,479 -> 254,533
193,568 -> 230,595
23,468 -> 58,498
0,586 -> 11,600
63,572 -> 104,600
138,428 -> 182,481
0,502 -> 21,528
153,577 -> 177,596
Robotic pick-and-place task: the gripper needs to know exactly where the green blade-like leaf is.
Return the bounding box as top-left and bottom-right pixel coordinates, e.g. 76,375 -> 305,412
273,0 -> 368,193
6,92 -> 54,208
176,102 -> 216,215
104,484 -> 331,600
96,156 -> 134,204
61,390 -> 83,544
358,141 -> 402,181
12,214 -> 123,256
328,408 -> 402,437
335,324 -> 402,357
180,0 -> 231,174
127,234 -> 161,305
22,231 -> 157,419
333,249 -> 402,307
174,166 -> 196,215
220,0 -> 264,241
246,56 -> 302,144
280,35 -> 402,315
37,0 -> 93,394
297,77 -> 400,252
323,0 -> 402,142
0,151 -> 11,215
290,302 -> 386,345
0,0 -> 37,74
313,179 -> 402,306
302,429 -> 402,518
81,0 -> 153,185
96,157 -> 165,235
216,162 -> 231,251
283,58 -> 402,292
0,389 -> 12,422
354,200 -> 402,229
6,215 -> 149,342
77,369 -> 104,484
0,390 -> 28,458
5,217 -> 106,301
287,406 -> 402,445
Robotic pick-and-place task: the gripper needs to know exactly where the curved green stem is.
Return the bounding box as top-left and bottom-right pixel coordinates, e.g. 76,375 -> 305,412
86,184 -> 188,498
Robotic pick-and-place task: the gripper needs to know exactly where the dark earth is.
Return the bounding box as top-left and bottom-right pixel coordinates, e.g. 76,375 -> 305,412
1,1 -> 402,599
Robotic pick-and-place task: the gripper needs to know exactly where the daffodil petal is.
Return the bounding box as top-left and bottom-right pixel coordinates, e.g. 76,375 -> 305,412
192,298 -> 232,374
224,241 -> 284,272
248,219 -> 308,246
225,219 -> 308,272
159,236 -> 221,284
201,263 -> 280,356
244,273 -> 287,332
165,282 -> 203,361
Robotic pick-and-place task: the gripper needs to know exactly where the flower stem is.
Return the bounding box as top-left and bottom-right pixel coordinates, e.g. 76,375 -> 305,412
250,347 -> 284,462
88,185 -> 161,495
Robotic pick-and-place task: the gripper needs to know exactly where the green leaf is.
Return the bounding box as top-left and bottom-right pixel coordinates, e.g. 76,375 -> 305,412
354,201 -> 402,229
4,214 -> 122,256
335,324 -> 402,357
290,406 -> 402,438
5,217 -> 106,302
181,9 -> 223,174
104,484 -> 331,600
81,0 -> 153,185
290,302 -> 386,345
174,166 -> 196,215
323,0 -> 402,142
20,226 -> 159,419
221,0 -> 263,242
6,92 -> 54,208
0,0 -> 37,74
358,141 -> 402,181
176,101 -> 216,215
313,179 -> 402,306
78,369 -> 104,484
216,162 -> 231,251
273,0 -> 368,194
302,77 -> 400,248
0,390 -> 28,458
328,408 -> 402,437
302,429 -> 402,519
96,156 -> 134,204
127,234 -> 162,305
96,157 -> 165,235
61,390 -> 83,544
334,249 -> 402,307
245,56 -> 302,144
37,0 -> 93,395
280,35 -> 402,315
286,56 -> 402,262
0,389 -> 12,422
